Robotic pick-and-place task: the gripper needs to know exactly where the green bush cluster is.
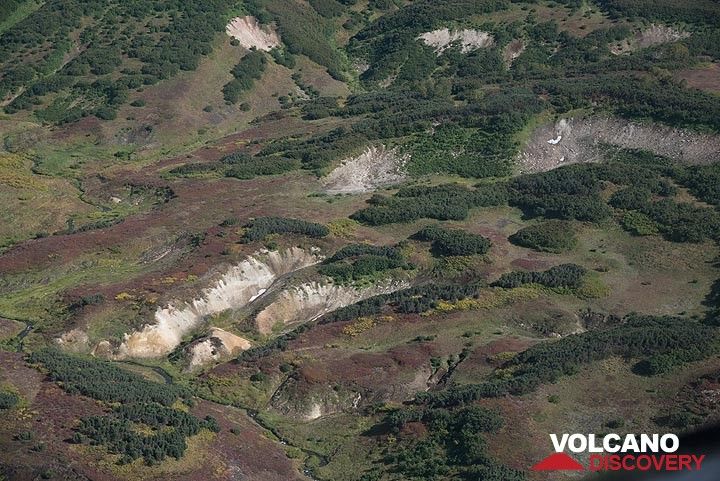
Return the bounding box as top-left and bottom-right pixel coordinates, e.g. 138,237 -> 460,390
509,220 -> 577,253
379,405 -> 522,480
536,75 -> 720,132
351,183 -> 508,225
508,164 -> 612,221
0,391 -> 19,409
78,403 -> 219,465
677,163 -> 720,206
168,152 -> 299,180
28,349 -> 190,405
29,349 -> 217,465
223,51 -> 267,104
642,199 -> 720,243
596,0 -> 720,26
259,127 -> 366,172
326,243 -> 403,262
224,153 -> 300,179
351,0 -> 510,83
241,216 -> 329,242
249,0 -> 346,79
319,243 -> 409,283
411,225 -> 492,257
491,263 -> 586,289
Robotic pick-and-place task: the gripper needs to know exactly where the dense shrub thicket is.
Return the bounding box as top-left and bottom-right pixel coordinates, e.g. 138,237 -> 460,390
414,315 -> 718,408
0,391 -> 19,409
222,51 -> 267,104
29,349 -> 217,465
596,0 -> 720,26
351,0 -> 510,83
411,225 -> 492,257
258,127 -> 367,172
78,403 -> 219,465
326,243 -> 403,263
509,220 -> 576,253
241,216 -> 329,242
491,264 -> 587,289
351,183 -> 508,225
677,164 -> 720,206
379,405 -> 523,480
319,243 -> 409,283
223,151 -> 300,179
168,152 -> 299,180
508,164 -> 612,221
28,349 -> 190,405
349,153 -> 720,244
248,0 -> 346,79
536,76 -> 720,132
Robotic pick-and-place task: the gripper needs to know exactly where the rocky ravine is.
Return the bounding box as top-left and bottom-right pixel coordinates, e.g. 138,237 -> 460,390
94,247 -> 322,359
254,279 -> 410,335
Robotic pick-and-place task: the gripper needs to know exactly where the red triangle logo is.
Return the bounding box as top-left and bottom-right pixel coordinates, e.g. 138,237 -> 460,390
532,452 -> 585,471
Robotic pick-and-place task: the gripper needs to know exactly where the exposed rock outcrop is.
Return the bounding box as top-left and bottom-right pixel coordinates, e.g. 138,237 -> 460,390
417,28 -> 494,54
103,247 -> 322,359
321,145 -> 408,194
225,16 -> 280,51
254,279 -> 409,335
518,116 -> 720,173
185,327 -> 251,370
611,24 -> 689,55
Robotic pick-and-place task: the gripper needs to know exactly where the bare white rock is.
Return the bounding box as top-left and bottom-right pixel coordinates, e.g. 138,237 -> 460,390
226,16 -> 280,51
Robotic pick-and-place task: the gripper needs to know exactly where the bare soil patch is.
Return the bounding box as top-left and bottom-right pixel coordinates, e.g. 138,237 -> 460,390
225,16 -> 280,51
322,145 -> 408,194
518,116 -> 720,173
417,28 -> 494,54
610,24 -> 689,55
675,62 -> 720,94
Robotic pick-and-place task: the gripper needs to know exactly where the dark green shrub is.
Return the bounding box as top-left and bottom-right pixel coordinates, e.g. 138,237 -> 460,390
0,391 -> 19,409
509,220 -> 576,253
241,216 -> 329,242
609,187 -> 652,210
412,225 -> 492,256
491,263 -> 586,289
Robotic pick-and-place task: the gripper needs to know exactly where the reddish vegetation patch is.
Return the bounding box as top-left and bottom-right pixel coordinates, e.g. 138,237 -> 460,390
675,63 -> 720,93
49,115 -> 103,142
479,396 -> 554,478
400,421 -> 428,439
0,166 -> 324,276
0,353 -> 110,481
150,116 -> 332,171
510,257 -> 550,271
0,352 -> 45,402
672,369 -> 720,423
476,337 -> 535,358
272,340 -> 438,408
454,336 -> 536,381
189,400 -> 304,481
0,318 -> 23,339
